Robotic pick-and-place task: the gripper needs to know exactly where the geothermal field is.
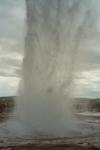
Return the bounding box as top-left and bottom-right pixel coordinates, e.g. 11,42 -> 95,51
0,0 -> 100,149
0,97 -> 100,149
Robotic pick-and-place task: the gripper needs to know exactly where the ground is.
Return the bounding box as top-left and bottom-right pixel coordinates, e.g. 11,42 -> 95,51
0,98 -> 100,150
0,140 -> 100,150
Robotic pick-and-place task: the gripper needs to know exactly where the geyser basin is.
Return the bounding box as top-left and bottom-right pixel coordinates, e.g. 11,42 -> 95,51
0,100 -> 100,148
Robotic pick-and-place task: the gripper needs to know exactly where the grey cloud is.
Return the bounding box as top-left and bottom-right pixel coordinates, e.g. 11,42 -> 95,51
0,0 -> 25,39
0,0 -> 25,78
0,76 -> 19,96
0,51 -> 23,77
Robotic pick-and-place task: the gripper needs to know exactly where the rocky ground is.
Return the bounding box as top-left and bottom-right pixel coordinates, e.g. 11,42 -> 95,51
0,98 -> 100,150
0,138 -> 100,150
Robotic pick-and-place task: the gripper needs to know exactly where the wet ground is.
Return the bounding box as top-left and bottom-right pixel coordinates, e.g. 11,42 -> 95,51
0,135 -> 100,149
0,100 -> 100,150
0,143 -> 99,150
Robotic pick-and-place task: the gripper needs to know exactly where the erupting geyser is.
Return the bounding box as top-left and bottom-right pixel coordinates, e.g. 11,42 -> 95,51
16,0 -> 87,136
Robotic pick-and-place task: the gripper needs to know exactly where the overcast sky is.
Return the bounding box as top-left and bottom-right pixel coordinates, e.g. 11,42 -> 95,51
0,0 -> 100,98
0,0 -> 25,96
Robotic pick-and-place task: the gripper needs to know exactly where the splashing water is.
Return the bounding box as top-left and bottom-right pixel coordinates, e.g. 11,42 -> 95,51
16,0 -> 92,136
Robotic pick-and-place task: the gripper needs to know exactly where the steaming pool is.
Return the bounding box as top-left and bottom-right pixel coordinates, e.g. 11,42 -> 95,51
0,103 -> 100,149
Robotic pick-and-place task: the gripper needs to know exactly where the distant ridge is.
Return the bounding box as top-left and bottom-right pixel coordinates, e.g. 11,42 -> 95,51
0,96 -> 15,101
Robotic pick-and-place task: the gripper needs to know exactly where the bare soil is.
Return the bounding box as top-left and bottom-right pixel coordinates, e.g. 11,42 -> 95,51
0,142 -> 100,150
0,99 -> 100,150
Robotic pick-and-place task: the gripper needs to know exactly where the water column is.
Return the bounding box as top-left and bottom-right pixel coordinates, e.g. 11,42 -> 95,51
17,0 -> 89,136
